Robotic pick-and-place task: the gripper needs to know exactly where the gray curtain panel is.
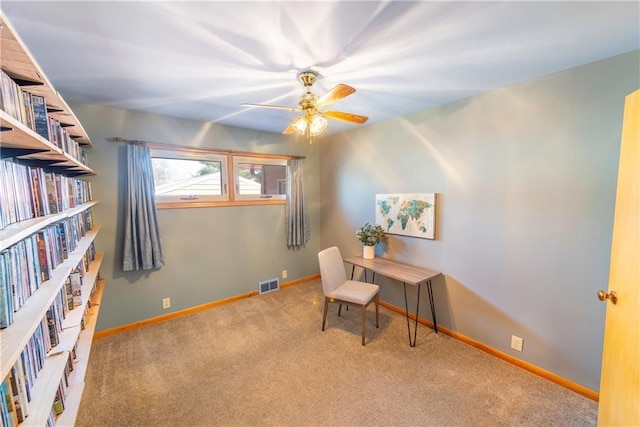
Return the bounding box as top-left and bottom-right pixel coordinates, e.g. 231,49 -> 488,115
123,144 -> 164,271
286,158 -> 310,247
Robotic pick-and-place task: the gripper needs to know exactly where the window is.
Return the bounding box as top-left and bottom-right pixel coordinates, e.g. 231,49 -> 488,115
149,145 -> 290,209
233,156 -> 287,201
151,147 -> 228,206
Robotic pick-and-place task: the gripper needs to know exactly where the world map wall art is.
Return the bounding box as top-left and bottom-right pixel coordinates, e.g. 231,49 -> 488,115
375,193 -> 436,240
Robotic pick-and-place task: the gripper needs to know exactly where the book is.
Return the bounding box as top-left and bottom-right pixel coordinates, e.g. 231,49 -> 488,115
0,70 -> 8,115
8,364 -> 28,423
0,252 -> 14,328
69,270 -> 83,308
19,349 -> 34,403
0,379 -> 11,426
30,167 -> 45,217
54,175 -> 65,212
36,232 -> 51,282
11,359 -> 29,422
51,225 -> 64,267
21,90 -> 34,132
0,376 -> 18,427
46,307 -> 59,348
64,277 -> 74,311
45,173 -> 59,214
52,396 -> 63,416
30,94 -> 50,141
0,70 -> 18,120
24,236 -> 41,294
57,223 -> 68,260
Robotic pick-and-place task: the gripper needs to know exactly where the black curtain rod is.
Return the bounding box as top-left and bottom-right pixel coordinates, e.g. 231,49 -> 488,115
108,137 -> 305,160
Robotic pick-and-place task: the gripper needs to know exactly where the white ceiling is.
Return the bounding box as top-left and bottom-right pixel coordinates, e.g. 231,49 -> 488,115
2,1 -> 639,136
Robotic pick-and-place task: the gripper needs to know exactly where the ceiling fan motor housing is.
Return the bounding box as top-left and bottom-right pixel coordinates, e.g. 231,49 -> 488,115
299,92 -> 319,111
298,71 -> 317,88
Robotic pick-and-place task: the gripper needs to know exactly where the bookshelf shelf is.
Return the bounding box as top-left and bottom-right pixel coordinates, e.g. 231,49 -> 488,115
0,110 -> 60,153
0,201 -> 98,252
0,111 -> 95,176
0,11 -> 104,426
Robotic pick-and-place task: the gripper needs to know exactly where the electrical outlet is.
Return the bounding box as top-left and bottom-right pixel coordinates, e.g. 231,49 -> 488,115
511,335 -> 523,352
162,297 -> 171,309
282,270 -> 288,279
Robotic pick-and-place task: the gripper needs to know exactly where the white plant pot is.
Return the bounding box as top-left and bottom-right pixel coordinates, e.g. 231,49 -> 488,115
363,245 -> 375,259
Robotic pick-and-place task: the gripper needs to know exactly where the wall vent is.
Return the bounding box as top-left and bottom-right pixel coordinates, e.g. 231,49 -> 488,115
258,278 -> 280,295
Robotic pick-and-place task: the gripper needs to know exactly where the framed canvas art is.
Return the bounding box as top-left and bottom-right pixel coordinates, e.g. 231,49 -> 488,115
375,193 -> 436,240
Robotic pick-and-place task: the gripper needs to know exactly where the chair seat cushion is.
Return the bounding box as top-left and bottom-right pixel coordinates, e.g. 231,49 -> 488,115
329,280 -> 379,305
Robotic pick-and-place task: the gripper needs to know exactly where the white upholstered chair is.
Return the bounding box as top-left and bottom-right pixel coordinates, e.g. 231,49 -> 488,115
318,246 -> 380,345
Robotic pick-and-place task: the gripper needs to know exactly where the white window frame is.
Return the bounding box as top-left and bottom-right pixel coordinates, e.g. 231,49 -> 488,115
232,156 -> 288,202
150,147 -> 229,207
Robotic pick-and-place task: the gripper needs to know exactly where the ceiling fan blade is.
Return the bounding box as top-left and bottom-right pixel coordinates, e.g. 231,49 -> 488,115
323,110 -> 369,124
283,120 -> 297,134
242,103 -> 299,112
316,84 -> 356,107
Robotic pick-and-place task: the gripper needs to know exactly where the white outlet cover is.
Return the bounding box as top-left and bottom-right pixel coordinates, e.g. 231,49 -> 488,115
511,335 -> 523,352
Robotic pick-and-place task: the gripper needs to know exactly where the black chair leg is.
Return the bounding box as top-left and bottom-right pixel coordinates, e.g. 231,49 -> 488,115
361,305 -> 366,346
322,297 -> 329,331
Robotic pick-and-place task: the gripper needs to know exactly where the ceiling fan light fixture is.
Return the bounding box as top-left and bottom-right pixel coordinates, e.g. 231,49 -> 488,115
292,116 -> 308,135
309,114 -> 328,136
292,113 -> 328,137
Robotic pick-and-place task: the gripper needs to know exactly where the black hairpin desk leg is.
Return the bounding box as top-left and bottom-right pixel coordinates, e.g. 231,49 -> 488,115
403,281 -> 421,347
427,279 -> 438,333
403,279 -> 438,347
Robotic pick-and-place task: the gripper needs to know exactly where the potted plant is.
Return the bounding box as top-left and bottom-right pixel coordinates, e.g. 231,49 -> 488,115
355,222 -> 388,259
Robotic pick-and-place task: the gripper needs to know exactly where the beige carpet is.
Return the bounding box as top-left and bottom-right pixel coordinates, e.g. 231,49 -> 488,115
77,279 -> 597,426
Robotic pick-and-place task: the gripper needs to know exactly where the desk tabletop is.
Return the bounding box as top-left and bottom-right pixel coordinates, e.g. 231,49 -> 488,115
343,256 -> 441,285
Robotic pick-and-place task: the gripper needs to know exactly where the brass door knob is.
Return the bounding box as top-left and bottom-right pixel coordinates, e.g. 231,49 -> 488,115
598,290 -> 618,305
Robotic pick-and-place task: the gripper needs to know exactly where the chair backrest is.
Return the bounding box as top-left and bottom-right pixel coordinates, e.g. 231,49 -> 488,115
318,246 -> 348,296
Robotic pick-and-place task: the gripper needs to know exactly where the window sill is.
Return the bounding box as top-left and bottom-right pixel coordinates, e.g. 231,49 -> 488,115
156,199 -> 286,210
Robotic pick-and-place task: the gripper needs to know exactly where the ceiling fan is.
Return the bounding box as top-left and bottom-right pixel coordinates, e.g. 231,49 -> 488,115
242,71 -> 368,143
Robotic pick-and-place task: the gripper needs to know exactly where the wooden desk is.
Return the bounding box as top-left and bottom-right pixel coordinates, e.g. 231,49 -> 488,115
343,256 -> 442,347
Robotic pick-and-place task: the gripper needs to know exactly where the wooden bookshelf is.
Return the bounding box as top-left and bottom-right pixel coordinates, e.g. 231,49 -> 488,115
0,11 -> 103,426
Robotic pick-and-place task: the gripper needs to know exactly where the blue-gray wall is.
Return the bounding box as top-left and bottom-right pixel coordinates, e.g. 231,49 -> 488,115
71,104 -> 321,331
76,50 -> 638,393
318,50 -> 639,392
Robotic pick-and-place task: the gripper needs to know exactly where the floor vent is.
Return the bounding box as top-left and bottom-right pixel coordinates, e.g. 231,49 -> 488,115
259,278 -> 280,295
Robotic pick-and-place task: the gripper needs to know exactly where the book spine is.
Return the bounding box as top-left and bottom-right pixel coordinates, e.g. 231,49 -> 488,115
0,371 -> 19,426
29,94 -> 51,142
0,252 -> 14,328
